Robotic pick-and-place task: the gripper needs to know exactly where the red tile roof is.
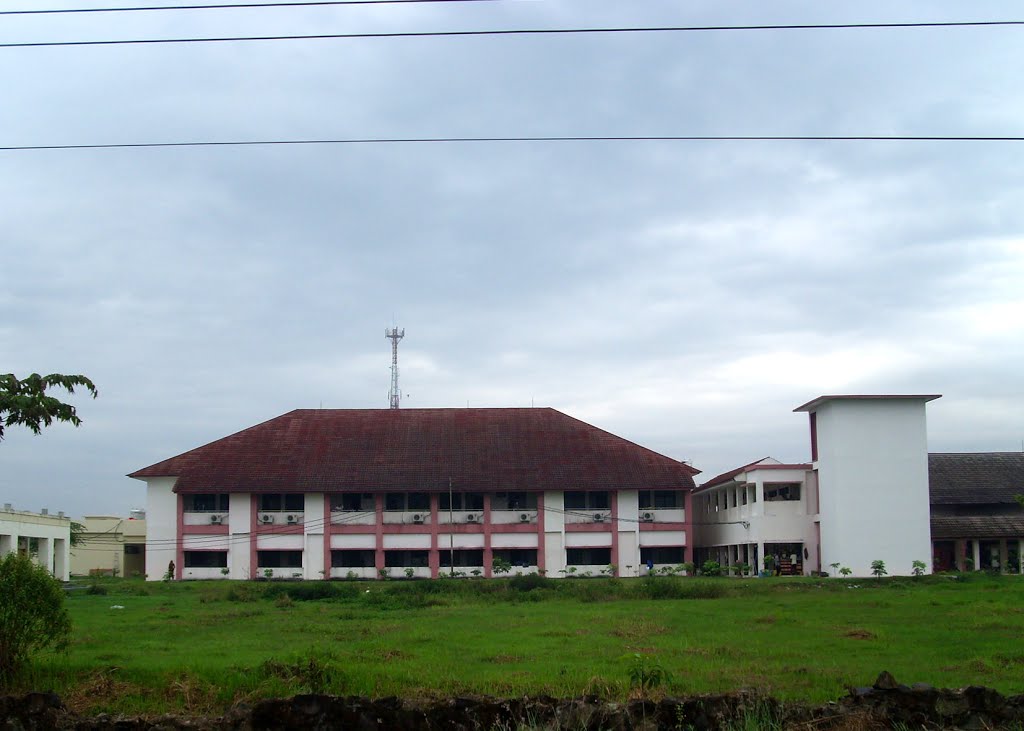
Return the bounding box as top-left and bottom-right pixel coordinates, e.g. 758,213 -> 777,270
128,408 -> 699,494
699,458 -> 811,490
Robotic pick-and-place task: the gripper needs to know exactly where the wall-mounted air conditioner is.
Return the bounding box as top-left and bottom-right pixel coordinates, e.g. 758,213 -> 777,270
465,513 -> 479,523
286,514 -> 299,524
593,513 -> 606,523
640,512 -> 654,522
519,513 -> 531,523
209,514 -> 223,525
259,514 -> 274,524
412,513 -> 425,524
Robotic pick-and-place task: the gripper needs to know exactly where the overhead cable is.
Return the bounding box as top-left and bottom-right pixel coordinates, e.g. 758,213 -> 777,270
2,20 -> 1022,50
0,0 -> 507,16
3,135 -> 1022,153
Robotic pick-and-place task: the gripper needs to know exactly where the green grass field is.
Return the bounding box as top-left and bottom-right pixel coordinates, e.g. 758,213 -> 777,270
16,573 -> 1024,716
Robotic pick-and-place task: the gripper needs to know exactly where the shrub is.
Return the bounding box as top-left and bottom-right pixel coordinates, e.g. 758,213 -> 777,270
700,560 -> 722,577
0,553 -> 72,682
508,573 -> 549,592
625,653 -> 671,695
491,557 -> 513,575
912,560 -> 927,577
85,583 -> 108,595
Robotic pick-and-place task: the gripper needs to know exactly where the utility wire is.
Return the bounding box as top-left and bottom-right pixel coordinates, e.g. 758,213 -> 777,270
0,0 -> 507,16
3,135 -> 1022,153
2,20 -> 1022,50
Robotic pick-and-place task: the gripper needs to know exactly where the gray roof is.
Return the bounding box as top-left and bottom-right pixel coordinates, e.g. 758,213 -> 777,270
929,453 -> 1024,506
931,515 -> 1024,540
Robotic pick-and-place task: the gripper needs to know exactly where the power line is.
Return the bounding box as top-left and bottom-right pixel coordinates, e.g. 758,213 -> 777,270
2,135 -> 1022,153
2,20 -> 1022,50
0,0 -> 506,16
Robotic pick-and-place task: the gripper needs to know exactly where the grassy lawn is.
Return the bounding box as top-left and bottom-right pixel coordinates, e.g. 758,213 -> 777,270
17,573 -> 1024,715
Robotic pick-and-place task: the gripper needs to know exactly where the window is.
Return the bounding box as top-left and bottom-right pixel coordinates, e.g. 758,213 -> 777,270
492,549 -> 538,567
184,551 -> 227,568
439,549 -> 484,567
257,550 -> 302,568
563,491 -> 609,510
640,546 -> 685,565
259,494 -> 304,512
331,550 -> 375,568
492,492 -> 538,510
183,494 -> 229,512
439,492 -> 485,511
740,485 -> 748,506
638,491 -> 682,510
384,493 -> 430,511
384,550 -> 429,567
331,493 -> 375,512
565,547 -> 611,565
124,545 -> 142,555
764,483 -> 801,502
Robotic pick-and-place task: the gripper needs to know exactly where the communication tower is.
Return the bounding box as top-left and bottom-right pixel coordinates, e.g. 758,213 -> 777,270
385,327 -> 404,409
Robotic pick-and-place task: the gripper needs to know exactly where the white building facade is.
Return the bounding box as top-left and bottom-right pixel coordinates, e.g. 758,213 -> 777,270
0,503 -> 71,581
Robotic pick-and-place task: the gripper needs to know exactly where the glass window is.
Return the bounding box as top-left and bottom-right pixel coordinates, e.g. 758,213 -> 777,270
259,494 -> 282,511
284,494 -> 305,511
185,494 -> 229,512
563,491 -> 608,511
184,551 -> 227,568
439,549 -> 484,567
331,493 -> 375,511
491,549 -> 538,567
640,546 -> 685,564
764,483 -> 801,501
331,550 -> 375,568
407,492 -> 430,511
256,550 -> 302,568
384,550 -> 429,567
439,492 -> 485,511
493,492 -> 538,510
565,547 -> 612,565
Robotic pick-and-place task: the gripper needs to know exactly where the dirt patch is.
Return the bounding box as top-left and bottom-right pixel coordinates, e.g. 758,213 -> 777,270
486,654 -> 522,664
844,629 -> 877,640
610,619 -> 669,639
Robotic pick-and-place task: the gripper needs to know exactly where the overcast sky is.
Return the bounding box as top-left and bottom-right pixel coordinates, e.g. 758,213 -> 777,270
2,0 -> 1022,518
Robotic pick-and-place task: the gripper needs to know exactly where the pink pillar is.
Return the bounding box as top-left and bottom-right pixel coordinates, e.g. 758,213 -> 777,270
483,493 -> 493,578
429,493 -> 441,578
536,492 -> 546,574
322,495 -> 332,580
249,495 -> 259,578
610,492 -> 620,577
374,494 -> 385,576
175,493 -> 184,580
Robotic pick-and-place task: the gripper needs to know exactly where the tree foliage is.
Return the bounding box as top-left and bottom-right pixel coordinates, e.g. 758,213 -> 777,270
0,553 -> 72,682
0,373 -> 98,442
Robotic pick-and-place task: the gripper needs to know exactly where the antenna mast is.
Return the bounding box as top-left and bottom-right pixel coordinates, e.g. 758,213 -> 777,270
385,327 -> 405,409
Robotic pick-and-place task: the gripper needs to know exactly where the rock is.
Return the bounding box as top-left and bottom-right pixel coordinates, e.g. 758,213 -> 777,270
873,670 -> 900,690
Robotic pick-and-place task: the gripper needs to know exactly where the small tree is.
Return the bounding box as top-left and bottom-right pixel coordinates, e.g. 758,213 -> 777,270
870,560 -> 887,578
491,557 -> 512,576
911,560 -> 927,577
839,567 -> 852,577
0,553 -> 72,682
0,373 -> 98,441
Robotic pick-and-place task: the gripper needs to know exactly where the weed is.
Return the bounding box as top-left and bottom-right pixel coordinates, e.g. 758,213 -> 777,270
625,653 -> 670,696
85,584 -> 108,596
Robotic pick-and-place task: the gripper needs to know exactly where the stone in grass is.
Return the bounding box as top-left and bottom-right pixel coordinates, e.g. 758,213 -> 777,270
873,671 -> 900,691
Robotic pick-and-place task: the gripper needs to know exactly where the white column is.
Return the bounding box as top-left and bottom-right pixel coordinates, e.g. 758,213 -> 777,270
999,540 -> 1009,574
37,537 -> 54,573
972,540 -> 982,571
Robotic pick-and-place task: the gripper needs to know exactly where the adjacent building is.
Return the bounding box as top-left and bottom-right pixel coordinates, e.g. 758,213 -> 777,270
695,395 -> 940,577
70,513 -> 147,577
929,452 -> 1024,573
0,503 -> 71,581
129,408 -> 698,581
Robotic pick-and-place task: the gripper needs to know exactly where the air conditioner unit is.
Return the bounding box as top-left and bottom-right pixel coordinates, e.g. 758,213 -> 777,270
593,513 -> 606,523
640,512 -> 655,522
286,514 -> 299,524
465,513 -> 479,523
259,514 -> 274,524
412,513 -> 425,524
519,513 -> 531,523
209,514 -> 223,525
